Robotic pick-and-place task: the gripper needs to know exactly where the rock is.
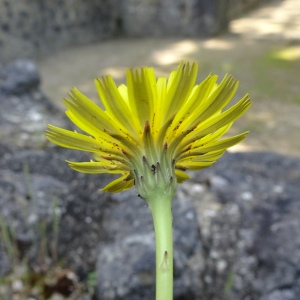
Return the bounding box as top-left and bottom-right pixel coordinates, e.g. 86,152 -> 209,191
95,152 -> 300,300
1,140 -> 300,300
0,1 -> 119,63
0,60 -> 64,148
188,152 -> 300,300
120,0 -> 270,37
121,0 -> 229,37
0,60 -> 40,95
96,189 -> 202,299
0,145 -> 115,273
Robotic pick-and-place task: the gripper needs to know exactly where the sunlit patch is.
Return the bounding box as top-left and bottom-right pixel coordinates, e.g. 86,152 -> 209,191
152,40 -> 198,65
202,39 -> 234,50
271,46 -> 300,61
227,143 -> 255,153
102,67 -> 126,79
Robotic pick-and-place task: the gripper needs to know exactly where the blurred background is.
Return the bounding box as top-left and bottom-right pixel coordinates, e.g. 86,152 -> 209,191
1,0 -> 300,155
0,0 -> 300,299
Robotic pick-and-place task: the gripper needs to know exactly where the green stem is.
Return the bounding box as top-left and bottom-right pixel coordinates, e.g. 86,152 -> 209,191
148,193 -> 174,300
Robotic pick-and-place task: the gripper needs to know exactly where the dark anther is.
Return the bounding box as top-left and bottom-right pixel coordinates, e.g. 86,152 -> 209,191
137,194 -> 145,200
144,120 -> 150,132
151,164 -> 156,174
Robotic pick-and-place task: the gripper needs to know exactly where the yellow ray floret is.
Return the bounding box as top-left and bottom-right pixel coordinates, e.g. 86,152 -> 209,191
46,61 -> 252,193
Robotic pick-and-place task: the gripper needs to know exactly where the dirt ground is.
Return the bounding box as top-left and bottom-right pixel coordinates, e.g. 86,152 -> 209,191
38,0 -> 300,157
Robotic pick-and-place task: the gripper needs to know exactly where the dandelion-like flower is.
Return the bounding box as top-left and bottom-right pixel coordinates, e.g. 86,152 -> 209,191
46,61 -> 251,299
46,62 -> 251,199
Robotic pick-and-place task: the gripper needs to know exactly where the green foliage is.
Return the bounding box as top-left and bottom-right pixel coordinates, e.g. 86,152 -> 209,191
86,271 -> 97,296
224,269 -> 235,297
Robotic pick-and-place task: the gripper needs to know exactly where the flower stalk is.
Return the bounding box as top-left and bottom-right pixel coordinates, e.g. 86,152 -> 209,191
148,192 -> 173,300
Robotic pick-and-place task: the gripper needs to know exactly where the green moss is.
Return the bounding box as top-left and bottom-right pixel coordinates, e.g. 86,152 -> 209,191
294,96 -> 300,105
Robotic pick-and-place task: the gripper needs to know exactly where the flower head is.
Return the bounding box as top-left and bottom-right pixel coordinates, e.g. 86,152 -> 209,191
46,62 -> 251,198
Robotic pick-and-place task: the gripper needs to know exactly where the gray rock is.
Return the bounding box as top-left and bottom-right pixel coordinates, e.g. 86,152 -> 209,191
0,0 -> 119,63
96,188 -> 202,299
1,139 -> 299,300
188,152 -> 300,300
0,60 -> 40,95
95,152 -> 300,300
121,0 -> 229,37
0,146 -> 115,273
0,60 -> 64,148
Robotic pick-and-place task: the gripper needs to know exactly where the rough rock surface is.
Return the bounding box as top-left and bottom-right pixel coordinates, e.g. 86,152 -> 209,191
189,152 -> 300,300
0,60 -> 64,148
94,152 -> 300,300
121,0 -> 268,36
121,0 -> 229,37
96,189 -> 202,299
0,59 -> 40,95
0,60 -> 299,300
0,0 -> 119,63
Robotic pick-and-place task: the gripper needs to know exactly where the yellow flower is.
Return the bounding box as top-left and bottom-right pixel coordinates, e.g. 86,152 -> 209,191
46,62 -> 251,197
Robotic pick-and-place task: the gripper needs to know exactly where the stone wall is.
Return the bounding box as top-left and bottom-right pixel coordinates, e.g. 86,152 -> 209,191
228,0 -> 269,18
0,0 -> 119,63
120,0 -> 229,37
0,0 -> 269,63
121,0 -> 270,37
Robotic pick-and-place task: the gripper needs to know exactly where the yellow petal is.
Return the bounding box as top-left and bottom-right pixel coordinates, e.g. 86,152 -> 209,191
177,74 -> 238,135
46,125 -> 101,152
63,100 -> 119,146
180,95 -> 251,149
152,77 -> 167,136
68,88 -> 119,135
46,125 -> 122,156
175,169 -> 190,183
163,62 -> 198,122
178,149 -> 226,162
169,74 -> 217,136
176,161 -> 215,171
192,123 -> 233,148
67,160 -> 129,174
95,76 -> 139,138
102,174 -> 134,193
126,67 -> 157,128
180,132 -> 248,159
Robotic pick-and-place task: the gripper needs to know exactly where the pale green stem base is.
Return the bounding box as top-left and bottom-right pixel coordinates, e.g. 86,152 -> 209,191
148,193 -> 173,300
